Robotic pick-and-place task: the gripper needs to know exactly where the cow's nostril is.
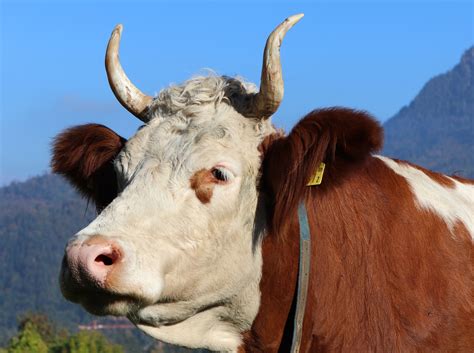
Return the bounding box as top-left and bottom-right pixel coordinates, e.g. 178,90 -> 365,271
65,237 -> 124,286
95,254 -> 114,266
94,248 -> 120,266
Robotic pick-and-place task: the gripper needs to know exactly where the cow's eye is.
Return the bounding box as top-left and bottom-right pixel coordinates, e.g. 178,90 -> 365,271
211,167 -> 231,182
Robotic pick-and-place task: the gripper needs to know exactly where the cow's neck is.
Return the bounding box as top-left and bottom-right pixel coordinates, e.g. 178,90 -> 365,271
240,215 -> 301,352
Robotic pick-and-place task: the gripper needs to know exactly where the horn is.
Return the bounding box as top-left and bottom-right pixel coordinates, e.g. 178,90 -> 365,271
105,24 -> 153,122
250,14 -> 303,119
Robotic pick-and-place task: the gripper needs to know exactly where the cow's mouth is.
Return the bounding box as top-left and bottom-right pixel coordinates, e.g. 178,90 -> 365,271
59,256 -> 141,316
78,292 -> 138,316
60,277 -> 139,316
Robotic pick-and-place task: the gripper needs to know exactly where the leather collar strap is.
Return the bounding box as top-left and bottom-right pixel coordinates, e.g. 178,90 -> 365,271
290,202 -> 312,353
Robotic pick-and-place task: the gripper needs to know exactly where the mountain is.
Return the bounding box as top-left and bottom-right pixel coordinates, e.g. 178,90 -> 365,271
0,174 -> 95,343
383,47 -> 474,178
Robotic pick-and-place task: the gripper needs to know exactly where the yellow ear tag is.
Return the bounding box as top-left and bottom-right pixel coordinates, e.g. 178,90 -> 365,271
307,162 -> 326,186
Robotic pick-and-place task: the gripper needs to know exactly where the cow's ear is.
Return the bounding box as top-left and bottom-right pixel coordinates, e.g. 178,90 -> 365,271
51,124 -> 126,212
261,108 -> 383,234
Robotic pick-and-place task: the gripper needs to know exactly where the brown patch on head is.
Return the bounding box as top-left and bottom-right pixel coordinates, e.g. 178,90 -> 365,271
51,124 -> 126,211
190,169 -> 216,204
190,167 -> 231,203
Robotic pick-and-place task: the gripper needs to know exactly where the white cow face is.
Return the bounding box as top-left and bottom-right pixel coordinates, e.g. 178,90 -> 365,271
61,77 -> 272,320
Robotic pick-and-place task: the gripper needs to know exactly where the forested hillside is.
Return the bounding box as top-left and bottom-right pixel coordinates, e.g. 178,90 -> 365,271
0,174 -> 95,343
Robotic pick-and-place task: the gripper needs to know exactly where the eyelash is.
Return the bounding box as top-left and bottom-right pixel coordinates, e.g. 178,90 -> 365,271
211,167 -> 231,182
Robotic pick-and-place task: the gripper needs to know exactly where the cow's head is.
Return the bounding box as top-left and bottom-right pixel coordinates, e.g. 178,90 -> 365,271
52,15 -> 304,350
53,14 -> 385,350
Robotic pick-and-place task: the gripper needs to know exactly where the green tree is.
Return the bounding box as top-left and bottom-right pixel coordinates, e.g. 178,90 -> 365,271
18,312 -> 67,345
1,313 -> 126,353
6,322 -> 48,353
58,331 -> 124,353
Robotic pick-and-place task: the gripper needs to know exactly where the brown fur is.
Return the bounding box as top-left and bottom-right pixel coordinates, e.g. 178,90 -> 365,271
51,124 -> 126,212
189,168 -> 230,204
244,108 -> 474,352
263,108 -> 383,236
190,169 -> 216,204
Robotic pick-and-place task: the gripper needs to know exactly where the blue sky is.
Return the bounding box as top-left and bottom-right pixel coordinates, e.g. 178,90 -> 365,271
1,0 -> 472,185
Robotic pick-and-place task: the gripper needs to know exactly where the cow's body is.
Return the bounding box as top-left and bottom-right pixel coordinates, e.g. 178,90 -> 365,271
244,113 -> 474,351
52,15 -> 474,353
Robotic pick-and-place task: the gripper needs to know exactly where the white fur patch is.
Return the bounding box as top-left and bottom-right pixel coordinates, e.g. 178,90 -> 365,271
376,156 -> 474,240
137,307 -> 242,352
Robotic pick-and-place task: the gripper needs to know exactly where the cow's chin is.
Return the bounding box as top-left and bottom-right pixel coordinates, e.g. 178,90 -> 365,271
61,283 -> 137,316
79,295 -> 135,316
60,275 -> 142,317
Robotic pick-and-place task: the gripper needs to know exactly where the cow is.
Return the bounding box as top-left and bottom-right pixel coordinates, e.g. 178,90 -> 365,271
52,14 -> 474,353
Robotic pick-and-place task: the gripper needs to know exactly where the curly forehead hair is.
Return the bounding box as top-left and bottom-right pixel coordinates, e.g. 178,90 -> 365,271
148,74 -> 259,120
